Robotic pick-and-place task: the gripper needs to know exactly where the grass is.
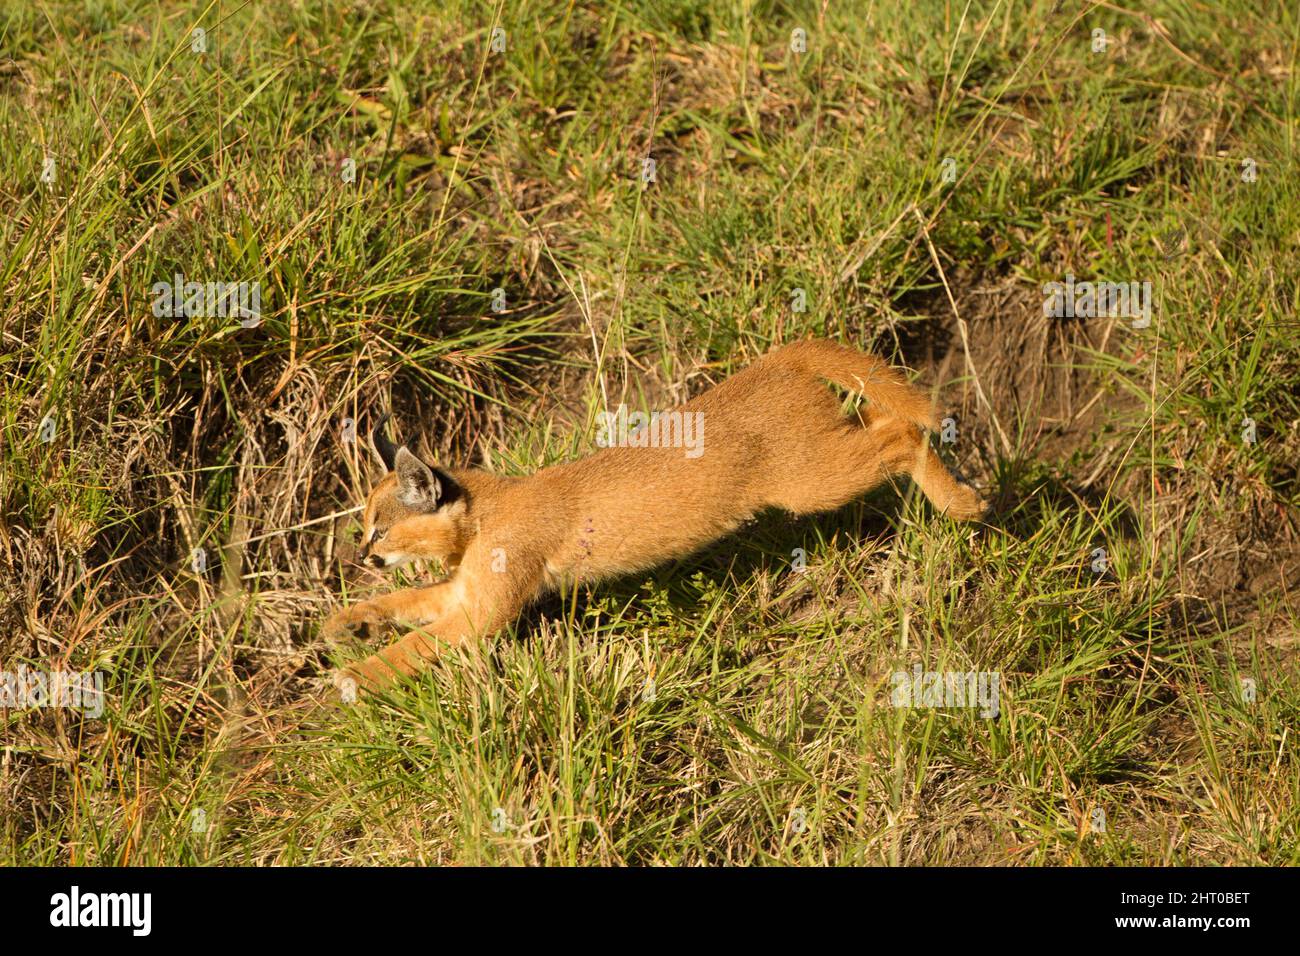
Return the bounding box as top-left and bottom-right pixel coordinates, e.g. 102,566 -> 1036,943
1,0 -> 1298,865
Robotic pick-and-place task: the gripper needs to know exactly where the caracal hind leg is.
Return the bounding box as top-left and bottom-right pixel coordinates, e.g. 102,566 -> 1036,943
770,421 -> 898,515
772,418 -> 984,519
873,418 -> 986,519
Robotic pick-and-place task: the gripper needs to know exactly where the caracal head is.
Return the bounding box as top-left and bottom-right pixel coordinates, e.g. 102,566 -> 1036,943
357,414 -> 468,571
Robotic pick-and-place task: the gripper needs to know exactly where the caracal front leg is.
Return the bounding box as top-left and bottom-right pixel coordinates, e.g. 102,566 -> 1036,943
340,557 -> 539,694
321,580 -> 458,644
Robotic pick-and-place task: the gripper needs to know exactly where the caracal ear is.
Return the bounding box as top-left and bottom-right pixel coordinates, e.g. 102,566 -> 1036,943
370,413 -> 400,472
394,446 -> 442,508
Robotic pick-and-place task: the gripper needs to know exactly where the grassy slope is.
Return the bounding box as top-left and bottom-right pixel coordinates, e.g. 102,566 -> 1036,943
1,0 -> 1297,864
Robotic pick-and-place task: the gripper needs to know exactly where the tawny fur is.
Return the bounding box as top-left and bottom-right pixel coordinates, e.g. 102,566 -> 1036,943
324,339 -> 985,694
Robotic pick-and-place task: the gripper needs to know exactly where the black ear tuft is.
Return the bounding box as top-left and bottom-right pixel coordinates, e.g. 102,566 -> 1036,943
371,413 -> 401,472
394,446 -> 442,509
